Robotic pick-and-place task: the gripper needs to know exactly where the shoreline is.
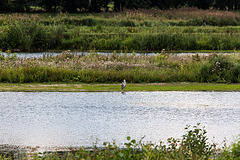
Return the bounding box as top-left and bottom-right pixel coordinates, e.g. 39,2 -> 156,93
0,82 -> 240,92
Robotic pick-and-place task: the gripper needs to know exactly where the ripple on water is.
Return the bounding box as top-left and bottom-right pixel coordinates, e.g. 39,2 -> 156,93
0,91 -> 239,148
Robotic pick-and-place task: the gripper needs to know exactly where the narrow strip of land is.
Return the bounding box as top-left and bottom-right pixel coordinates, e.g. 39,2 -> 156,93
0,83 -> 239,92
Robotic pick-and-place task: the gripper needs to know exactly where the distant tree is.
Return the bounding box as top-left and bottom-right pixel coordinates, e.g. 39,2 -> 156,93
3,0 -> 240,13
186,0 -> 198,8
113,0 -> 125,11
214,0 -> 227,10
126,0 -> 151,9
60,0 -> 90,12
228,0 -> 234,10
7,0 -> 36,12
89,0 -> 100,12
197,0 -> 213,9
234,0 -> 240,9
61,0 -> 78,12
102,0 -> 111,12
0,0 -> 10,12
151,0 -> 172,9
39,0 -> 61,12
227,0 -> 240,10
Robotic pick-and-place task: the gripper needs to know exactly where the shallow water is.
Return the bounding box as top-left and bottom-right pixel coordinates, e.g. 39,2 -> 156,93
0,92 -> 240,149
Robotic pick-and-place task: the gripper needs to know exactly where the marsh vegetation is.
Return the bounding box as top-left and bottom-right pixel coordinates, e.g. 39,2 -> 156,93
1,6 -> 240,160
0,50 -> 240,84
2,8 -> 240,52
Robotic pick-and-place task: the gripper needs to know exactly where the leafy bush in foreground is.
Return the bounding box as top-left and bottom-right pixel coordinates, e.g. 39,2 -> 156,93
0,124 -> 239,159
4,124 -> 236,159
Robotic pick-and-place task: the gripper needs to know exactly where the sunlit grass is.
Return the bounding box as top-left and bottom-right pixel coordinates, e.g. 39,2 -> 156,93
0,83 -> 239,92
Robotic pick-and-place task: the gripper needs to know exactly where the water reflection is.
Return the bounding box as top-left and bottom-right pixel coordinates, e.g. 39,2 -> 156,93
0,92 -> 239,148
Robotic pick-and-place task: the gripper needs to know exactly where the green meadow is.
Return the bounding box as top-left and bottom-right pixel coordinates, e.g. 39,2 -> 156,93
0,83 -> 240,92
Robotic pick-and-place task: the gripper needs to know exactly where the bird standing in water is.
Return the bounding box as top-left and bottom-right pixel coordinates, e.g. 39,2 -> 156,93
121,79 -> 126,92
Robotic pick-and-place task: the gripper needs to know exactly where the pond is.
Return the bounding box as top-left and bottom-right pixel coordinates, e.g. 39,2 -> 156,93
0,91 -> 240,149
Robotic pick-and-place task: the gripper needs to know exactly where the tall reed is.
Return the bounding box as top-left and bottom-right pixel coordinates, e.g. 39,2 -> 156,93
0,51 -> 239,83
2,9 -> 240,52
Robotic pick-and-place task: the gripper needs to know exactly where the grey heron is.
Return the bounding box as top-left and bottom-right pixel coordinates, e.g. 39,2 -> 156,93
121,79 -> 126,91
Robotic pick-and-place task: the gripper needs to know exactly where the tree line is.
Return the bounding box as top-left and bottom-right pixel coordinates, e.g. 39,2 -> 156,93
1,0 -> 240,13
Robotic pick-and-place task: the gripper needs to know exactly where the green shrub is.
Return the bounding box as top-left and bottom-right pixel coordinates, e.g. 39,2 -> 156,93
178,16 -> 240,26
119,20 -> 137,27
231,137 -> 240,159
4,21 -> 48,51
198,54 -> 240,83
181,123 -> 216,159
80,17 -> 98,26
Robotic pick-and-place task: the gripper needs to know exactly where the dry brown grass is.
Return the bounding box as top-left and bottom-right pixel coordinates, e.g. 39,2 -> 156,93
112,7 -> 240,21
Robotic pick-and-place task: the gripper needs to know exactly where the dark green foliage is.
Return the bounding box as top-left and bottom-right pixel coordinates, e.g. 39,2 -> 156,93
229,64 -> 240,83
23,124 -> 240,160
182,123 -> 215,159
119,20 -> 136,27
80,17 -> 98,26
199,54 -> 240,83
178,16 -> 240,26
2,0 -> 240,13
38,0 -> 61,12
3,20 -> 68,51
50,32 -> 240,51
0,124 -> 238,159
220,136 -> 240,159
231,139 -> 240,158
2,11 -> 240,52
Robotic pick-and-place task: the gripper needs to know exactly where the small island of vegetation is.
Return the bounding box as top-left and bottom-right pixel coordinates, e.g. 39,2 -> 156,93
0,50 -> 240,92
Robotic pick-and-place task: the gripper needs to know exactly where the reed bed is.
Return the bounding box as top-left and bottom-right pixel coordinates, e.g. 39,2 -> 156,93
0,51 -> 240,83
2,8 -> 240,51
2,21 -> 240,51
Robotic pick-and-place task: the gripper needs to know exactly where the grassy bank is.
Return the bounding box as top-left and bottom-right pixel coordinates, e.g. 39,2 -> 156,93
1,83 -> 240,92
2,8 -> 240,51
0,51 -> 240,84
1,124 -> 239,159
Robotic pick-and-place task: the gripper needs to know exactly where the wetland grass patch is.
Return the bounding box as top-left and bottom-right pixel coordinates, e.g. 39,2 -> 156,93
0,51 -> 240,85
2,8 -> 240,52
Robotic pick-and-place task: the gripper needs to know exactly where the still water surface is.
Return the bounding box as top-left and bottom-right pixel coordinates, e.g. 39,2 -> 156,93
0,92 -> 240,148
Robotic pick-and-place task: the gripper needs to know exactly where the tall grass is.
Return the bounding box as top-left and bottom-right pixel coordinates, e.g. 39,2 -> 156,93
3,20 -> 240,51
54,33 -> 240,52
2,8 -> 240,51
1,20 -> 68,51
0,51 -> 239,83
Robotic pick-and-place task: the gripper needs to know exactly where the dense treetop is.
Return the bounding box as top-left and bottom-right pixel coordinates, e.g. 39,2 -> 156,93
0,0 -> 240,13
